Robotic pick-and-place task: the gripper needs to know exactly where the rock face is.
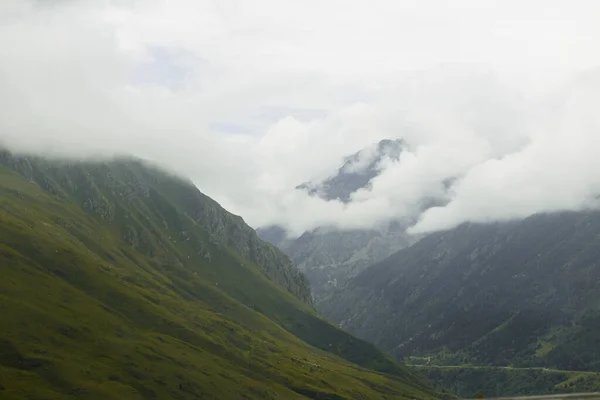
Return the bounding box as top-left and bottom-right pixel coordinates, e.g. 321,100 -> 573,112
322,212 -> 600,372
258,139 -> 416,302
282,221 -> 416,301
0,149 -> 312,304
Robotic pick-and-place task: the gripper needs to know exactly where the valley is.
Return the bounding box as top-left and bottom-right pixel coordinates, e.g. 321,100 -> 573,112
412,365 -> 600,398
3,144 -> 600,398
255,140 -> 600,397
4,2 -> 600,398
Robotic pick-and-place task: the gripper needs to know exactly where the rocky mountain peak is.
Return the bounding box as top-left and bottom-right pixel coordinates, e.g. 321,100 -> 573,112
296,138 -> 405,203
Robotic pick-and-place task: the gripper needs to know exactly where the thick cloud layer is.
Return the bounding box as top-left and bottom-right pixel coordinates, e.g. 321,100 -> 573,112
2,0 -> 600,236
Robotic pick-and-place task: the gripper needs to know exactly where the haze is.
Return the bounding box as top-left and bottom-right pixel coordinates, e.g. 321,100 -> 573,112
2,0 -> 600,236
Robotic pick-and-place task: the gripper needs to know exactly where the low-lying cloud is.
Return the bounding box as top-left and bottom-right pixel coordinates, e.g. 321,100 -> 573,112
2,0 -> 600,237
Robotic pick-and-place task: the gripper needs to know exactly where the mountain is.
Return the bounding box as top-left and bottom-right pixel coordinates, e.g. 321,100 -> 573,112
258,139 -> 417,302
282,222 -> 416,301
0,149 -> 439,399
321,212 -> 600,374
296,138 -> 406,203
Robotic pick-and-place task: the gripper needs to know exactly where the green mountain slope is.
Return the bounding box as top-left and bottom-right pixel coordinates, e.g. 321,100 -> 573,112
0,150 -> 437,400
321,214 -> 600,376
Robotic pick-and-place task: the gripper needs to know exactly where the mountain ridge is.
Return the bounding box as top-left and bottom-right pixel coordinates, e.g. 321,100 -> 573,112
0,149 -> 313,304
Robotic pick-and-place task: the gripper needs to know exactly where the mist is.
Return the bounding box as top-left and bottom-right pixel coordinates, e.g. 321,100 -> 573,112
2,0 -> 600,236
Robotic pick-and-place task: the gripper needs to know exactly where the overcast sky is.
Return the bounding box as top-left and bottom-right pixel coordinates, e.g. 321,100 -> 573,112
2,0 -> 600,235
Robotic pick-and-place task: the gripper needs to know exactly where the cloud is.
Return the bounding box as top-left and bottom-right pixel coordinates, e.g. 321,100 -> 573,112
410,71 -> 600,233
1,0 -> 600,236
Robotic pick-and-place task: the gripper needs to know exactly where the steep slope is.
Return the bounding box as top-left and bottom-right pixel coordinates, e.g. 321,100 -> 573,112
322,213 -> 600,374
258,139 -> 417,302
0,150 -> 438,400
1,150 -> 311,304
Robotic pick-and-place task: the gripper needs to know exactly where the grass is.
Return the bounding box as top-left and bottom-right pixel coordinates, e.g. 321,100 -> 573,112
0,163 -> 437,400
411,364 -> 600,398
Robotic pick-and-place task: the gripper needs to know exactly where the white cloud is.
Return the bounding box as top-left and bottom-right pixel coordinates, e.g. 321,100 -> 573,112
1,0 -> 600,236
410,71 -> 600,233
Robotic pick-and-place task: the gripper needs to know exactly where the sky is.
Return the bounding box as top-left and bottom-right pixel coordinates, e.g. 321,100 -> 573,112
1,0 -> 600,236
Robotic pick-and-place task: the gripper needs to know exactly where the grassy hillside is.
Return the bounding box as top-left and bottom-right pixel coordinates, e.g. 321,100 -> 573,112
0,153 -> 438,400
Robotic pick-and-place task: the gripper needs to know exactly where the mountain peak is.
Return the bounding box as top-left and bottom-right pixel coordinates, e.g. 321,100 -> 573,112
297,138 -> 405,203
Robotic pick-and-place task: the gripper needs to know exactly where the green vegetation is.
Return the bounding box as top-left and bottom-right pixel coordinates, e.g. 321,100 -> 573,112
0,152 -> 438,400
413,365 -> 600,398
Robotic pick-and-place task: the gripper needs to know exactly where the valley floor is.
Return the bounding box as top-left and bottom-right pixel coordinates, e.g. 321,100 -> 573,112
410,364 -> 600,398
